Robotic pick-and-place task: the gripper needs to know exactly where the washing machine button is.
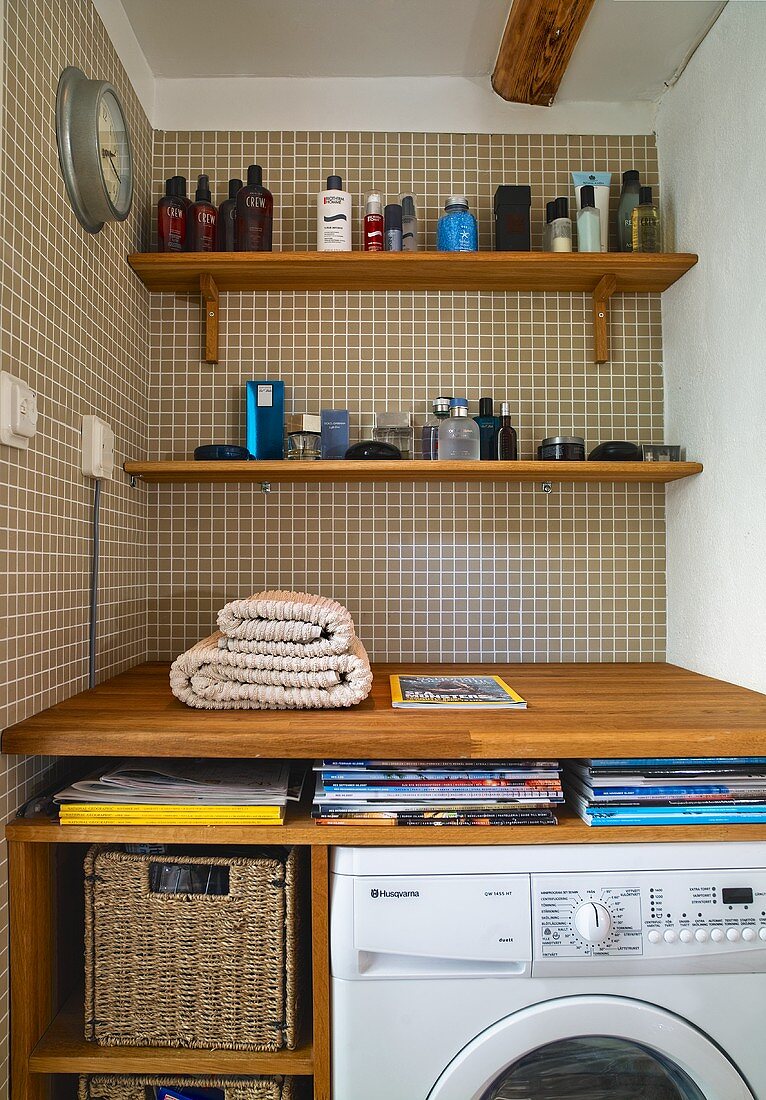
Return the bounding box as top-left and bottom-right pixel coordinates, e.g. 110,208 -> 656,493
679,929 -> 694,943
742,928 -> 757,942
663,929 -> 678,943
711,928 -> 725,943
695,928 -> 709,943
759,928 -> 766,941
648,930 -> 662,944
727,928 -> 741,942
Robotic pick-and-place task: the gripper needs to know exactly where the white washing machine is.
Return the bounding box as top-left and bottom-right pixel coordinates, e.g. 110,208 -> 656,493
331,843 -> 766,1099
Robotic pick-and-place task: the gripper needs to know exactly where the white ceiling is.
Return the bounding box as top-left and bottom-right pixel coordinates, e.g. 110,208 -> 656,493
119,0 -> 724,99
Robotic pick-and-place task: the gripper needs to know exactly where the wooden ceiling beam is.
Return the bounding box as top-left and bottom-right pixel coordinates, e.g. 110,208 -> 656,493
492,0 -> 597,107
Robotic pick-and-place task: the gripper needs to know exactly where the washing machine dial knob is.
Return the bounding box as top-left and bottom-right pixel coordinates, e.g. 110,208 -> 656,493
574,902 -> 613,943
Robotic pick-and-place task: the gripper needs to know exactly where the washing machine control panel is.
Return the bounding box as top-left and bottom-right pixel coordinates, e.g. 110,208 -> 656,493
532,870 -> 766,973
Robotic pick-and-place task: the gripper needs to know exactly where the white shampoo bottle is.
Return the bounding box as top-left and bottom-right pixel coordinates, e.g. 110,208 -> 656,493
317,174 -> 352,251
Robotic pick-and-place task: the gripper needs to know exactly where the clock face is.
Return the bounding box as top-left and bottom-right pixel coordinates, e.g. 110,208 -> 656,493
56,67 -> 134,233
98,90 -> 130,210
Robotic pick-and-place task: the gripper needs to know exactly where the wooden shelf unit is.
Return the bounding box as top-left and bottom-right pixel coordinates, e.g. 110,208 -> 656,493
123,458 -> 703,486
29,992 -> 314,1075
5,661 -> 766,760
12,807 -> 766,849
8,656 -> 765,1100
127,250 -> 698,364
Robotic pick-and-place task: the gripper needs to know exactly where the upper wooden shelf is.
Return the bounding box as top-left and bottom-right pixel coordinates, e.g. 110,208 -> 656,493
127,251 -> 698,294
127,251 -> 698,364
4,661 -> 766,760
124,459 -> 702,486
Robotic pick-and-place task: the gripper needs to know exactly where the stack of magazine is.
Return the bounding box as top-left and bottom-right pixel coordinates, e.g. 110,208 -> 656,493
54,759 -> 299,826
312,759 -> 563,826
564,758 -> 766,827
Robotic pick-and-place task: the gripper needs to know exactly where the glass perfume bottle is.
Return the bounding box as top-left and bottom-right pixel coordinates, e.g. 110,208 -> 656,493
421,397 -> 451,459
497,402 -> 518,460
373,411 -> 414,459
632,186 -> 662,252
617,170 -> 641,252
438,399 -> 480,460
473,397 -> 500,460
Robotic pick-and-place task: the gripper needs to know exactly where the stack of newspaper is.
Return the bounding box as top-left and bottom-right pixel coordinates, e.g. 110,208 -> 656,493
564,758 -> 766,826
312,759 -> 563,826
54,759 -> 298,825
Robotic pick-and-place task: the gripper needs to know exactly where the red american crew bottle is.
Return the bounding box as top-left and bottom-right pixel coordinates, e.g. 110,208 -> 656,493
157,177 -> 187,252
235,164 -> 273,251
187,174 -> 217,252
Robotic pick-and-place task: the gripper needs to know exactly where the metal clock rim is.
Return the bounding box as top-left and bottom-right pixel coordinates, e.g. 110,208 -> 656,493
55,66 -> 134,234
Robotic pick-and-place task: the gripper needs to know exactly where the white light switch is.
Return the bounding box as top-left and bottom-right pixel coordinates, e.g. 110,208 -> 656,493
81,414 -> 115,479
1,370 -> 38,449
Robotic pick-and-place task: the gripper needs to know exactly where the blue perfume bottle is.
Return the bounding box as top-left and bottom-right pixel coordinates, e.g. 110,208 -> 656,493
437,195 -> 478,252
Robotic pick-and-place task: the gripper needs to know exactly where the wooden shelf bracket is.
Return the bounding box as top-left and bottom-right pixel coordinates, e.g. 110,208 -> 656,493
200,273 -> 219,364
592,273 -> 617,364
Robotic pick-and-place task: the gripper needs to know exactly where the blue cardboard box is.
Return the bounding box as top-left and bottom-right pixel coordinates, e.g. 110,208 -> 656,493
321,408 -> 350,459
246,381 -> 285,459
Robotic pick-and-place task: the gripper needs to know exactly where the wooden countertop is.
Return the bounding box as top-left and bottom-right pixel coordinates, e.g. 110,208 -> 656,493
4,661 -> 766,759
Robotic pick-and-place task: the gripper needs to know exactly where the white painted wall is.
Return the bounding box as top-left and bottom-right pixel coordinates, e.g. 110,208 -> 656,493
93,0 -> 155,121
657,1 -> 766,693
154,75 -> 654,134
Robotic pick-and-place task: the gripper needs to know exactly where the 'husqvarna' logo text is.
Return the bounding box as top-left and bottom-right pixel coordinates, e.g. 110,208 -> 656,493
370,888 -> 419,899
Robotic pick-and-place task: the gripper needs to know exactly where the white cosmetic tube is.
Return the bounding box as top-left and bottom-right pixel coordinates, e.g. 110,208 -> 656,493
573,172 -> 611,252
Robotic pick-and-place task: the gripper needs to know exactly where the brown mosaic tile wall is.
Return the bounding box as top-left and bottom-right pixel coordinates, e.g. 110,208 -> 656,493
149,132 -> 666,663
0,2 -> 153,1089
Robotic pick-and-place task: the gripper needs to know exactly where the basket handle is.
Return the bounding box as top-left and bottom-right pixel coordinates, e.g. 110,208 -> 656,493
148,861 -> 231,896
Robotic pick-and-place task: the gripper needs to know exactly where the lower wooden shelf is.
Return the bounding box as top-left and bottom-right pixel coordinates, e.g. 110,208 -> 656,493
11,807 -> 766,846
123,458 -> 703,485
29,992 -> 314,1075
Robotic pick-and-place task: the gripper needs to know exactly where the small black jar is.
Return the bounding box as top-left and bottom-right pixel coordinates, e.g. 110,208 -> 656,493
538,435 -> 585,461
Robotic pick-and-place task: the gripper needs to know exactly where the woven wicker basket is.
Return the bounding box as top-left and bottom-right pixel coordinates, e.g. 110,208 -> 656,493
84,846 -> 303,1050
78,1075 -> 295,1099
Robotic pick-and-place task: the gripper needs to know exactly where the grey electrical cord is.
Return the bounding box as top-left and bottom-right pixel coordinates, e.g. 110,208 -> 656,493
89,478 -> 101,689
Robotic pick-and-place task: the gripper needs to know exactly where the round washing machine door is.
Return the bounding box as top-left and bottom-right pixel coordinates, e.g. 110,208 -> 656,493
426,995 -> 755,1100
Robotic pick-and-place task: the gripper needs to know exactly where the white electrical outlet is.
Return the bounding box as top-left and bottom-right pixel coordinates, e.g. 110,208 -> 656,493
81,414 -> 115,479
1,370 -> 38,449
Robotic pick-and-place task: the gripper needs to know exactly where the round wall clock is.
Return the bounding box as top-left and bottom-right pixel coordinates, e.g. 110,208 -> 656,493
55,66 -> 134,233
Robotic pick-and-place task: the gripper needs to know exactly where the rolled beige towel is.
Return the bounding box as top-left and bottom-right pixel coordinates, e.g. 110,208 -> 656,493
217,590 -> 357,657
170,632 -> 373,710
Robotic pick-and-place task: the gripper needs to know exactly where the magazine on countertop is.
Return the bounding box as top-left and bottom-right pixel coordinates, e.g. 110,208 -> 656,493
390,674 -> 526,709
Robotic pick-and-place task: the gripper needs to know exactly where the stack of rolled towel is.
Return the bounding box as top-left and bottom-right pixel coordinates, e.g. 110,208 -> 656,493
170,590 -> 373,710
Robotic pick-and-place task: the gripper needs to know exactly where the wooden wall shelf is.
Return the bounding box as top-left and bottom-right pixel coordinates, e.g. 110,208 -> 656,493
128,251 -> 697,294
4,661 -> 766,761
29,992 -> 314,1075
123,459 -> 702,486
127,250 -> 698,364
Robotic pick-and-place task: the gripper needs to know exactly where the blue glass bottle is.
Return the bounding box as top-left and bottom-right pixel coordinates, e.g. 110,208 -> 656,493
437,195 -> 478,252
